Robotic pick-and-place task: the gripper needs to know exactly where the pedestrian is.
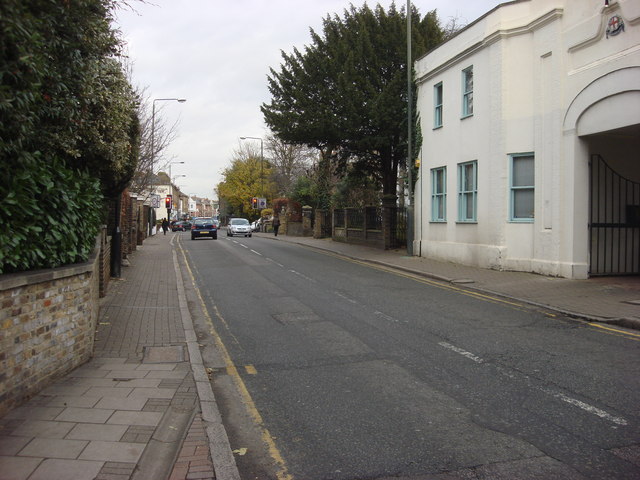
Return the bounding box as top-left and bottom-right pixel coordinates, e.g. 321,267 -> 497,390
162,218 -> 169,235
272,216 -> 280,237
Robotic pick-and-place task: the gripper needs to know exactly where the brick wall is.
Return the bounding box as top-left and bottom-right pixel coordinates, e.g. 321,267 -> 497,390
0,245 -> 100,417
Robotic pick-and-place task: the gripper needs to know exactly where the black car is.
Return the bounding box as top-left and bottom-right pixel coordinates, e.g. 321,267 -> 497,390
191,217 -> 217,240
171,220 -> 192,232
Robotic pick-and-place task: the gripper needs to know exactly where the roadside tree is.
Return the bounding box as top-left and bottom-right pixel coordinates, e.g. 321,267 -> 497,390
261,3 -> 444,202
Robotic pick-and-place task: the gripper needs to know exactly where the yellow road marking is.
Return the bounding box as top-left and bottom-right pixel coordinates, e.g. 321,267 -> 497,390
588,322 -> 640,340
245,365 -> 258,375
177,241 -> 293,480
315,250 -> 640,340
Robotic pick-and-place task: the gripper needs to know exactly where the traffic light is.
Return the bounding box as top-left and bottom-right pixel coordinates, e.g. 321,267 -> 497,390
251,197 -> 258,209
165,195 -> 172,209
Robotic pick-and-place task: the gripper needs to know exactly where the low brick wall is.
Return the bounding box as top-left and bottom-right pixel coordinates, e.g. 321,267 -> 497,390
0,244 -> 100,417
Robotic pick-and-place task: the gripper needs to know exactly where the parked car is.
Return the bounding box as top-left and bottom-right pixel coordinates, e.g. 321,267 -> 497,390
191,217 -> 217,240
171,221 -> 191,232
251,219 -> 262,232
227,218 -> 252,237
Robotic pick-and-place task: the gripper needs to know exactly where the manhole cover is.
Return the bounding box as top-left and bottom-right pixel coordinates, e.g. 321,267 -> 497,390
143,345 -> 185,363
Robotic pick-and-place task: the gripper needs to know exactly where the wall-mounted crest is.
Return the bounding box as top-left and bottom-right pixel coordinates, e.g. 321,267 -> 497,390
606,15 -> 625,38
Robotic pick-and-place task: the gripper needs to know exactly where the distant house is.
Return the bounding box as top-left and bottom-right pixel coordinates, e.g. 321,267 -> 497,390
414,0 -> 640,278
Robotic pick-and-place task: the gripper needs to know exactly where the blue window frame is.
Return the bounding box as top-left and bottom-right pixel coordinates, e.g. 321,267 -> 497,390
458,161 -> 477,222
434,82 -> 443,128
510,153 -> 535,222
431,167 -> 446,222
462,66 -> 473,117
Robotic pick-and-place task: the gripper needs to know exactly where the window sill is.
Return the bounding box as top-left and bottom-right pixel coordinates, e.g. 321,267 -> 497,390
461,113 -> 473,120
433,125 -> 443,130
456,221 -> 477,224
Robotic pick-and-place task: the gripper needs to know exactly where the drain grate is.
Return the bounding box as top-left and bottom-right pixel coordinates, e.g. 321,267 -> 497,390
143,345 -> 185,363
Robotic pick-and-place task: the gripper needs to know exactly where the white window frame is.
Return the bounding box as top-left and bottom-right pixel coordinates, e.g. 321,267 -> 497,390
462,66 -> 473,118
458,161 -> 477,222
431,167 -> 446,222
509,153 -> 535,222
434,82 -> 443,128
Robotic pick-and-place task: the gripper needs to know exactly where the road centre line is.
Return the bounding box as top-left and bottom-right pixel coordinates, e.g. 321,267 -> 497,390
541,388 -> 628,426
251,249 -> 262,256
289,269 -> 316,283
437,339 -> 628,426
438,341 -> 484,363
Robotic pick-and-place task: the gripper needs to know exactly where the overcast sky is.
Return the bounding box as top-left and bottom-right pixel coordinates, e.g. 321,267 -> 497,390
114,0 -> 499,199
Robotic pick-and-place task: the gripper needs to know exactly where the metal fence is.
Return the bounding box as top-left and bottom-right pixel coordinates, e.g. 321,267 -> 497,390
319,206 -> 406,250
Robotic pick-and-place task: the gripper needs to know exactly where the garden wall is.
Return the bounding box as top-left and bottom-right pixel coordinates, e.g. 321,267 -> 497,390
0,240 -> 101,417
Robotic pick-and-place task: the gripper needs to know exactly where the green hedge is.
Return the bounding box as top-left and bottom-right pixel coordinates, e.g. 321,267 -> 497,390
1,157 -> 103,274
0,0 -> 138,274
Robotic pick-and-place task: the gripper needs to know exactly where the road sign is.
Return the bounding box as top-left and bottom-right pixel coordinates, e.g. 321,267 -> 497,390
151,194 -> 160,208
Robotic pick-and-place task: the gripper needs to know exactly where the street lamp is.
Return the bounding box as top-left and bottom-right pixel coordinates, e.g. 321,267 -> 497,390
150,98 -> 185,233
240,136 -> 263,197
151,98 -> 186,174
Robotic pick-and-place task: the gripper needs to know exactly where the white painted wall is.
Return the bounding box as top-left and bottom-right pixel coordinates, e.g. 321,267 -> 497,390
415,0 -> 640,278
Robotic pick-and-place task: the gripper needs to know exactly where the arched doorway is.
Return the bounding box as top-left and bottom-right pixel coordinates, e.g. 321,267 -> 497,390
565,68 -> 640,276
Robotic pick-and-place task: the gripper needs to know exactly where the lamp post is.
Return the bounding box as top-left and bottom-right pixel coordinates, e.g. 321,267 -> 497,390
170,174 -> 186,220
150,98 -> 185,234
240,136 -> 263,198
151,98 -> 186,173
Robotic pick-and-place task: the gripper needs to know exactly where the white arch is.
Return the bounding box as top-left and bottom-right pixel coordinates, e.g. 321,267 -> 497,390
563,66 -> 640,133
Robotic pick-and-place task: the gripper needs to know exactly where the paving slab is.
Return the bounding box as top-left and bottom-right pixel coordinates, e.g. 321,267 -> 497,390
11,420 -> 75,439
66,423 -> 128,442
46,395 -> 101,408
95,397 -> 148,411
0,436 -> 31,456
107,411 -> 163,427
0,455 -> 43,480
56,407 -> 114,424
4,406 -> 64,421
18,437 -> 88,459
29,458 -> 104,480
128,387 -> 177,399
83,387 -> 134,398
79,440 -> 145,463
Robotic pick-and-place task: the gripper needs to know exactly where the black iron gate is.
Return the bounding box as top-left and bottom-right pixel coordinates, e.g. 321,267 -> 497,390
589,154 -> 640,275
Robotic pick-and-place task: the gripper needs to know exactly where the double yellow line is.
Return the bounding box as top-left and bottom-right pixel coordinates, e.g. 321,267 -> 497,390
177,240 -> 293,480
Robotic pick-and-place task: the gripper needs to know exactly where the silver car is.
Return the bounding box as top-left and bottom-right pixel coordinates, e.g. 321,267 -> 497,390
227,218 -> 252,237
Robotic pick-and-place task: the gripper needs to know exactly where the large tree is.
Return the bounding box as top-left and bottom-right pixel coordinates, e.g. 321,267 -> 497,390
261,2 -> 444,201
217,145 -> 275,219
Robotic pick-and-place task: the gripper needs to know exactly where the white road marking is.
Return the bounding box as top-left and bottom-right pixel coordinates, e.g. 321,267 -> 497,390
374,311 -> 398,322
437,342 -> 627,426
250,250 -> 262,256
438,341 -> 484,363
334,291 -> 357,304
541,388 -> 628,426
289,270 -> 316,283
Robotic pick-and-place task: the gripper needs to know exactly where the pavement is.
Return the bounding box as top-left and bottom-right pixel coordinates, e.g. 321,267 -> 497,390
1,230 -> 639,480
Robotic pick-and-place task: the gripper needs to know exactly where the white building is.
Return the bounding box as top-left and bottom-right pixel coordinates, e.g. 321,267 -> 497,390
414,0 -> 640,279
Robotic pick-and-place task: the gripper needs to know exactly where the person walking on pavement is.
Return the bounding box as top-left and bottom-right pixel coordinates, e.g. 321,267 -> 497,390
162,218 -> 169,235
273,216 -> 280,236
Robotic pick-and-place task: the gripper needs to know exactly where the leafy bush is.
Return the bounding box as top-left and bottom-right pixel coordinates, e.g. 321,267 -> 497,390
1,157 -> 103,274
0,0 -> 138,273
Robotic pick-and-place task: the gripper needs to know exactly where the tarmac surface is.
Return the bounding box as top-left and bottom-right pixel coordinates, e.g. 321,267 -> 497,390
0,231 -> 638,480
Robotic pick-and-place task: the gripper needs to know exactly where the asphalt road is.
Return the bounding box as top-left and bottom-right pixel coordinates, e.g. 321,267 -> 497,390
179,231 -> 640,480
